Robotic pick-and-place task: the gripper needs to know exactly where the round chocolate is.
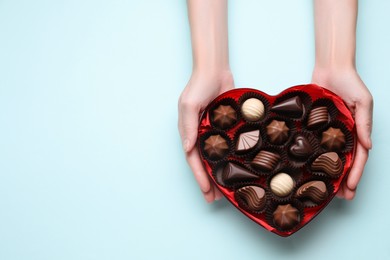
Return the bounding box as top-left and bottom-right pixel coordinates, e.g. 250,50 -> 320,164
321,127 -> 345,151
270,173 -> 294,197
203,135 -> 229,160
212,104 -> 237,129
307,106 -> 329,128
266,120 -> 289,144
241,98 -> 265,121
273,204 -> 300,230
251,150 -> 280,171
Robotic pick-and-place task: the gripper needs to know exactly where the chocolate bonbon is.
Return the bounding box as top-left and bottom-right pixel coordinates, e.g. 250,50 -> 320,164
289,135 -> 313,159
241,98 -> 265,121
198,85 -> 356,236
321,127 -> 345,150
203,135 -> 229,160
271,96 -> 303,117
266,120 -> 289,144
307,106 -> 328,128
251,150 -> 280,171
270,173 -> 294,197
222,162 -> 259,184
212,104 -> 237,129
236,130 -> 260,152
273,204 -> 300,230
236,186 -> 266,212
311,152 -> 343,177
295,181 -> 328,204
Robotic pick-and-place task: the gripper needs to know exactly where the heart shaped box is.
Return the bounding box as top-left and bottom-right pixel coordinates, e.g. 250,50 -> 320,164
197,84 -> 356,237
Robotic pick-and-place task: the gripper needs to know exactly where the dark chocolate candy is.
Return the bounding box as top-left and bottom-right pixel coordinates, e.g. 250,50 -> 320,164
236,130 -> 260,152
236,186 -> 266,212
266,120 -> 289,144
204,135 -> 229,160
289,135 -> 313,159
311,152 -> 343,178
295,180 -> 328,204
273,204 -> 300,230
271,96 -> 303,117
251,150 -> 280,171
321,127 -> 345,151
222,163 -> 259,184
213,104 -> 237,129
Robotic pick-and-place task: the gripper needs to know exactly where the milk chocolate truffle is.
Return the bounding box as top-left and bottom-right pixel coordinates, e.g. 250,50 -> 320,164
204,135 -> 229,160
307,106 -> 329,128
266,120 -> 289,144
296,181 -> 328,204
311,152 -> 343,177
236,130 -> 260,152
212,104 -> 237,129
222,162 -> 259,184
251,150 -> 280,171
270,173 -> 294,197
271,96 -> 303,117
273,204 -> 300,230
321,127 -> 345,151
241,98 -> 265,121
236,186 -> 266,212
289,135 -> 313,159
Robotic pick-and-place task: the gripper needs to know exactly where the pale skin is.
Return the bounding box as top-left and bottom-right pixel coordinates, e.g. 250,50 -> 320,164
178,0 -> 373,202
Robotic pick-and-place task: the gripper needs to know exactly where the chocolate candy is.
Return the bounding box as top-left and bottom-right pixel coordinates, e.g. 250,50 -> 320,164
251,150 -> 280,171
198,85 -> 356,237
236,130 -> 260,152
273,204 -> 300,230
222,163 -> 259,184
271,96 -> 303,117
241,98 -> 265,121
312,152 -> 343,177
321,127 -> 345,150
236,186 -> 266,212
270,173 -> 294,197
266,120 -> 289,144
204,135 -> 229,160
289,135 -> 313,159
213,104 -> 237,129
296,181 -> 328,204
307,106 -> 329,128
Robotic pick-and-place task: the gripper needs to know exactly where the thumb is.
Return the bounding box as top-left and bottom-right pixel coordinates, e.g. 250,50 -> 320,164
355,100 -> 373,150
178,101 -> 200,153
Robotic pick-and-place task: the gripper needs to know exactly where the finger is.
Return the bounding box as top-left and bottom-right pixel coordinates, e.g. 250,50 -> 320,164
178,100 -> 200,152
342,182 -> 356,200
336,184 -> 345,198
203,185 -> 215,203
355,101 -> 373,150
214,186 -> 223,201
186,148 -> 211,193
347,142 -> 369,191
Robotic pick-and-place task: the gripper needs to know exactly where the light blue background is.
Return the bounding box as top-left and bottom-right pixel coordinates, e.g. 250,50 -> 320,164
0,1 -> 389,259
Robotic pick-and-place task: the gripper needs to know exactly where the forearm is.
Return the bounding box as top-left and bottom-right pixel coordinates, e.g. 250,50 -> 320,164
187,0 -> 230,73
313,0 -> 358,71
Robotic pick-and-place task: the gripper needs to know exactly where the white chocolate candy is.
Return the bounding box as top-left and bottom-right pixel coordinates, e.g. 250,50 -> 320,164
241,98 -> 265,121
270,173 -> 294,197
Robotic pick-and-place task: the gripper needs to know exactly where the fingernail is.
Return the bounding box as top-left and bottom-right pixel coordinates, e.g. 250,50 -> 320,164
367,137 -> 372,150
183,139 -> 190,152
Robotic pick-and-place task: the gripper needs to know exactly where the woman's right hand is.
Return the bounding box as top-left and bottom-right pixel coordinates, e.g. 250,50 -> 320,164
178,70 -> 234,202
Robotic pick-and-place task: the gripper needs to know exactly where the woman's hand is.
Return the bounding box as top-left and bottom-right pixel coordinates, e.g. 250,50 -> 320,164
178,70 -> 234,202
312,68 -> 373,200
